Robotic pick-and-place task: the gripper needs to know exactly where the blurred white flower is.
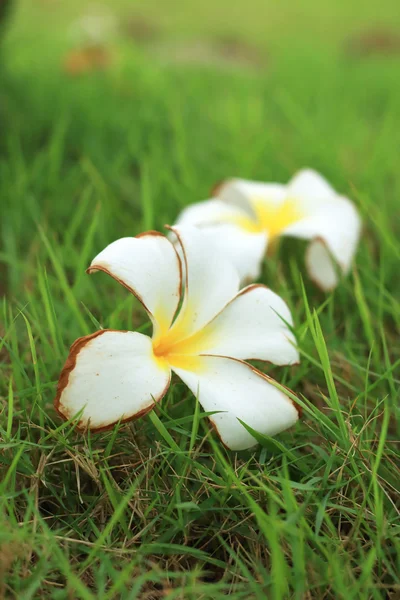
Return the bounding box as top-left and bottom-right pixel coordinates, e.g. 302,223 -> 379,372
175,169 -> 362,291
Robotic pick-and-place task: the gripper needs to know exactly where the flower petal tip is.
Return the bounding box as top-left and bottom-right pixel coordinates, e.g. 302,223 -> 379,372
210,178 -> 231,196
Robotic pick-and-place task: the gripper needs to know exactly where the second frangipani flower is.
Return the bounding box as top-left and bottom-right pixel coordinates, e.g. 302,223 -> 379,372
55,226 -> 300,450
175,169 -> 362,291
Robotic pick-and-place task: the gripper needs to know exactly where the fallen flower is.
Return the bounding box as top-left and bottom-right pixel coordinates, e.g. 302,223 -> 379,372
55,226 -> 300,450
175,169 -> 362,291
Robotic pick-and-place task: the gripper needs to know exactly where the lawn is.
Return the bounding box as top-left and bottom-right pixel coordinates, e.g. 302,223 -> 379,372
1,1 -> 399,598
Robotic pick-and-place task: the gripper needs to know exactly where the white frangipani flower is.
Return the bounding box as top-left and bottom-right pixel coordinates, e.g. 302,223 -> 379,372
55,226 -> 300,451
175,169 -> 362,291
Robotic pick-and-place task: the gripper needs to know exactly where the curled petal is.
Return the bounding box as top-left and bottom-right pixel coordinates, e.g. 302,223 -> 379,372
88,233 -> 181,337
55,330 -> 171,431
306,240 -> 340,290
168,226 -> 240,338
169,284 -> 299,365
172,355 -> 299,451
283,196 -> 361,290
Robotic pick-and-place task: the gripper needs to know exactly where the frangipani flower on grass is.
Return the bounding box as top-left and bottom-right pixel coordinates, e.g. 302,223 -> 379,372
175,169 -> 362,291
55,226 -> 300,450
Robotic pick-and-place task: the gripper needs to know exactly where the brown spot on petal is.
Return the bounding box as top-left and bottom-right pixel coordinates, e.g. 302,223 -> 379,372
136,230 -> 166,238
210,179 -> 231,196
236,283 -> 270,296
85,402 -> 158,434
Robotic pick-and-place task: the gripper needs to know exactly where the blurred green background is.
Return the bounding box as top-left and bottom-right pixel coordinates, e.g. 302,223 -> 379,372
3,0 -> 400,54
1,2 -> 399,599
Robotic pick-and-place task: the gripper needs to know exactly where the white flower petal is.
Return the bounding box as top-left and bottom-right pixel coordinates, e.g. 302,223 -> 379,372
88,233 -> 181,336
192,224 -> 267,284
175,198 -> 253,227
55,330 -> 171,431
174,284 -> 299,364
174,198 -> 267,284
168,226 -> 240,338
282,196 -> 361,290
287,168 -> 337,212
215,178 -> 287,212
172,355 -> 299,450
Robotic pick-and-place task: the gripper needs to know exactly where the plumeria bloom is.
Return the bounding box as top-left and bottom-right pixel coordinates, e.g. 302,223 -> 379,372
55,226 -> 300,451
175,169 -> 362,291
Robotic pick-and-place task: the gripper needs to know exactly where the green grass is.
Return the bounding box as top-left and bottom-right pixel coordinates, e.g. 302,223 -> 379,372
1,1 -> 400,598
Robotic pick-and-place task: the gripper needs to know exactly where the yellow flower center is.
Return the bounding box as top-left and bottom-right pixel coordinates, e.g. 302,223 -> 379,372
152,306 -> 217,372
151,197 -> 303,371
233,198 -> 303,238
